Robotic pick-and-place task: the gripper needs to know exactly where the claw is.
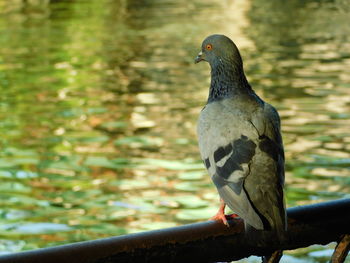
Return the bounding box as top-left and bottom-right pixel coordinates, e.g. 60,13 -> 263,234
210,212 -> 230,226
209,199 -> 239,227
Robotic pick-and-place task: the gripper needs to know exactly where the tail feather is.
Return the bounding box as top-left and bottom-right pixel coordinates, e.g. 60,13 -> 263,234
244,202 -> 287,245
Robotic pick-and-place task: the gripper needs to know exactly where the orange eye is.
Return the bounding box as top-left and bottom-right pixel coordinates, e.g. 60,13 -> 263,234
206,44 -> 213,50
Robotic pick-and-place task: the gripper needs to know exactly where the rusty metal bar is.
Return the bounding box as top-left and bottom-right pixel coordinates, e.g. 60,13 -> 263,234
331,234 -> 350,263
0,198 -> 349,263
262,250 -> 283,263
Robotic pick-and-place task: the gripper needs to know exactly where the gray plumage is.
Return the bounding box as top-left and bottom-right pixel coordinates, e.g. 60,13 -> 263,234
195,34 -> 287,239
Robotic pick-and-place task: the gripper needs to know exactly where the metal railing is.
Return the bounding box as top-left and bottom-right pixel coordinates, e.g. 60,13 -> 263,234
0,198 -> 349,263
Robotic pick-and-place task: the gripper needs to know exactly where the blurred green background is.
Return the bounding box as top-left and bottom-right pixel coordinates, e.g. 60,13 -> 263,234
0,0 -> 349,262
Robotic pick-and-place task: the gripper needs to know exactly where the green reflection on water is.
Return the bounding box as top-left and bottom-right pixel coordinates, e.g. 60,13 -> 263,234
0,0 -> 349,262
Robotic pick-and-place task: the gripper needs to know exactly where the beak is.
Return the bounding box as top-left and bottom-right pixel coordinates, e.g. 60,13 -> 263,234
194,51 -> 205,64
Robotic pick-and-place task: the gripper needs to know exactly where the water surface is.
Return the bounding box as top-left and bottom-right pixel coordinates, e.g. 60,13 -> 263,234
0,0 -> 349,262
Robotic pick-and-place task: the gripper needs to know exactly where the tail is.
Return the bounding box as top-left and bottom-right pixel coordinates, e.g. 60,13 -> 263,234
269,200 -> 288,242
244,206 -> 287,246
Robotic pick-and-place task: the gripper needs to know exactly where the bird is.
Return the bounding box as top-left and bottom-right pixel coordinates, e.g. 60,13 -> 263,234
195,34 -> 287,239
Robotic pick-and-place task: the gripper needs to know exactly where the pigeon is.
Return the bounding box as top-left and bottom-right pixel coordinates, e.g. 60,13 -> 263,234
195,34 -> 287,239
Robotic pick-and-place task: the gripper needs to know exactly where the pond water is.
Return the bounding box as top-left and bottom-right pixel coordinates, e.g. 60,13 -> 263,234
0,0 -> 350,262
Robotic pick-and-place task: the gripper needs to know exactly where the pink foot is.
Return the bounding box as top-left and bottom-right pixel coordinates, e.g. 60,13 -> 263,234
210,212 -> 239,227
210,212 -> 228,226
209,199 -> 239,227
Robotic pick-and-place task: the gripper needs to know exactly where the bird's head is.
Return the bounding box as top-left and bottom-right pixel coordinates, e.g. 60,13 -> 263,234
194,34 -> 242,68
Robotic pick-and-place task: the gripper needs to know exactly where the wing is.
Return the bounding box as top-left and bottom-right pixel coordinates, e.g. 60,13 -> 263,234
197,98 -> 286,232
247,102 -> 287,233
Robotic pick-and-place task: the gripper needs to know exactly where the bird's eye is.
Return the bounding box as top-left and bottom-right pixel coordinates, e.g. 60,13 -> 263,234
206,44 -> 213,50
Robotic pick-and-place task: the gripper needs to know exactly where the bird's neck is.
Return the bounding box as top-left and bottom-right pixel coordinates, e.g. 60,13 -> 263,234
208,62 -> 251,103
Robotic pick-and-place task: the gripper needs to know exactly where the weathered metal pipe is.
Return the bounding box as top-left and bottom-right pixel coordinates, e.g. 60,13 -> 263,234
331,234 -> 350,263
0,198 -> 349,263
